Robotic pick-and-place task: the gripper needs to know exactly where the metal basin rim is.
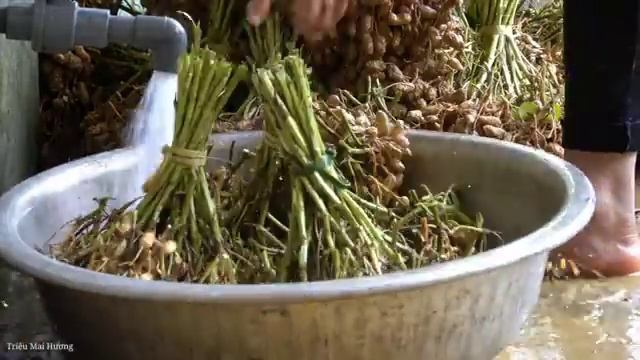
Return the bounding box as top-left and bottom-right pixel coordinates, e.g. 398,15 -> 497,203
0,130 -> 595,303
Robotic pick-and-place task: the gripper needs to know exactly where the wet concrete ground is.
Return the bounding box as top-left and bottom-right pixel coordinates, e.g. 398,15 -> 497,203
497,185 -> 640,359
499,277 -> 640,359
2,263 -> 640,360
0,268 -> 65,360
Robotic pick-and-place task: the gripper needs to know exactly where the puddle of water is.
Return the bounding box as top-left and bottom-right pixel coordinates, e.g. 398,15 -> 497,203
497,276 -> 640,360
497,187 -> 640,359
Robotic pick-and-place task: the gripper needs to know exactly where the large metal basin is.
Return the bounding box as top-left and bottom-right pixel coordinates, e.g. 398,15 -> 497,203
0,130 -> 594,360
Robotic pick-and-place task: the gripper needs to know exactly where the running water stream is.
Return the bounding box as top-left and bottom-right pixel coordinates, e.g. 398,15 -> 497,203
118,71 -> 178,202
14,71 -> 179,242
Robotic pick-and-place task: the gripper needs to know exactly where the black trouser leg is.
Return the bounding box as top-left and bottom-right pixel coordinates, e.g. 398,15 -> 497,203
562,0 -> 640,152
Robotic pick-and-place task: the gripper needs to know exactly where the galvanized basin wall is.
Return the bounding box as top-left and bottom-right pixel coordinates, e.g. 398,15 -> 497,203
0,131 -> 594,360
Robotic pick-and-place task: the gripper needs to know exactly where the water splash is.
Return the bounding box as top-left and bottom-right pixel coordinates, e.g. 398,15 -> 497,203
119,71 -> 177,202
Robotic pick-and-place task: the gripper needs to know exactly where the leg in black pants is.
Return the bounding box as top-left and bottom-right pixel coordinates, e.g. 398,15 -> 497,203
553,0 -> 640,276
563,0 -> 640,152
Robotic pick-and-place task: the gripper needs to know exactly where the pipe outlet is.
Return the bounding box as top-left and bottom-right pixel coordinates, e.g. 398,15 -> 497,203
0,0 -> 187,73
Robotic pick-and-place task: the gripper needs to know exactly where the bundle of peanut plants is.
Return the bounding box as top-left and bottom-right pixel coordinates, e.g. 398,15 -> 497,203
52,33 -> 248,283
220,54 -> 491,283
463,0 -> 537,99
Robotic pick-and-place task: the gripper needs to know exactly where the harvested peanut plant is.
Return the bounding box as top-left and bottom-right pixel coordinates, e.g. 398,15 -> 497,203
52,33 -> 248,283
53,51 -> 492,283
464,0 -> 536,99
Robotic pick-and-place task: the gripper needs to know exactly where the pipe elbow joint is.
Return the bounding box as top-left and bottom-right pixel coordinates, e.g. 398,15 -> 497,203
131,16 -> 187,73
0,1 -> 188,74
108,15 -> 187,73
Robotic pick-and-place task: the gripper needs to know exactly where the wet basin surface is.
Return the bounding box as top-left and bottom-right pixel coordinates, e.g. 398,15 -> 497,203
2,265 -> 640,359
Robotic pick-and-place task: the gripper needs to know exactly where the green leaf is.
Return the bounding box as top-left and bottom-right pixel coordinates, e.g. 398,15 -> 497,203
552,103 -> 563,121
517,101 -> 539,120
543,102 -> 564,123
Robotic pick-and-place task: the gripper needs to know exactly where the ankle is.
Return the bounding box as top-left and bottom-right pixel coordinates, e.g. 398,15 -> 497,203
565,149 -> 636,214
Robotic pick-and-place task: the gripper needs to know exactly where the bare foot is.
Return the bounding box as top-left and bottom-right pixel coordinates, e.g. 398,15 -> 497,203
551,150 -> 640,277
551,206 -> 640,277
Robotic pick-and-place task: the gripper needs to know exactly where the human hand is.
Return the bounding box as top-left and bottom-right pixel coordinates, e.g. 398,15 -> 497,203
247,0 -> 349,42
